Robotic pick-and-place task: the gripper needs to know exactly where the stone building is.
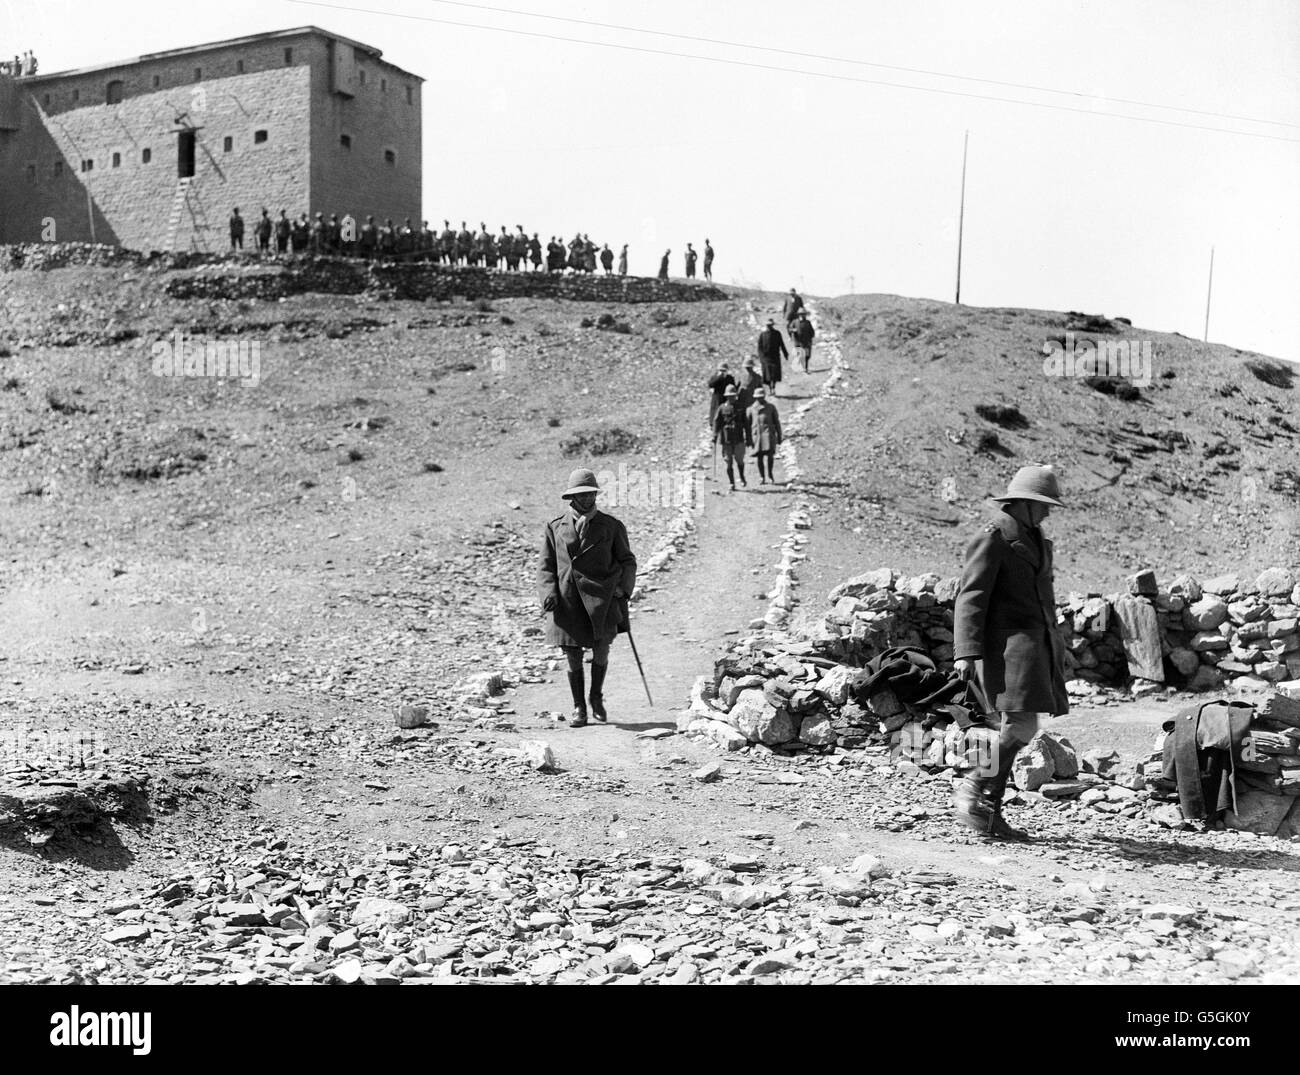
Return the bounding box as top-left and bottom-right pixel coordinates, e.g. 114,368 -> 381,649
0,26 -> 422,250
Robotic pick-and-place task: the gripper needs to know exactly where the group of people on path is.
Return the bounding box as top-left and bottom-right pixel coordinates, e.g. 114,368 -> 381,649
536,288 -> 1069,846
657,240 -> 715,282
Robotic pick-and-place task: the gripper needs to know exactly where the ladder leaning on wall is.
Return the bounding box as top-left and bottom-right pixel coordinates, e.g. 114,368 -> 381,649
161,177 -> 213,252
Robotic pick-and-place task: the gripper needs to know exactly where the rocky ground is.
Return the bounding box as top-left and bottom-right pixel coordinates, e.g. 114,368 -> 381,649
1,259 -> 1297,985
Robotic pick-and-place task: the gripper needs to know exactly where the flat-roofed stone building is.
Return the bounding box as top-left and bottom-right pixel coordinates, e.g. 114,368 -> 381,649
0,26 -> 422,250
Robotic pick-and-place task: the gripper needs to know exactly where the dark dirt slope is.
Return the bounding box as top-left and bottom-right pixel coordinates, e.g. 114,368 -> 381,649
799,294 -> 1298,594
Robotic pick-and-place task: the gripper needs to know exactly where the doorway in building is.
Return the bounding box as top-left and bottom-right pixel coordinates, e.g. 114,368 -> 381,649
178,129 -> 195,178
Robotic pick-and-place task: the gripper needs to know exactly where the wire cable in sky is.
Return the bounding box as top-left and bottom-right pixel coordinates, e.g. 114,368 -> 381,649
288,0 -> 1300,144
420,0 -> 1300,130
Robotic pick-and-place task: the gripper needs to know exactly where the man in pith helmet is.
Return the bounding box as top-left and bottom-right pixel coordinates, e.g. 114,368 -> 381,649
538,469 -> 638,727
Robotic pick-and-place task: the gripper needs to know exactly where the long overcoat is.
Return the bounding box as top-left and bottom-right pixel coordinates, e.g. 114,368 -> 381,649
747,400 -> 782,452
756,327 -> 787,384
538,511 -> 637,647
953,509 -> 1070,716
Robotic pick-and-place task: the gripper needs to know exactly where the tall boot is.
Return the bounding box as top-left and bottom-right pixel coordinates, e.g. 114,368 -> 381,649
982,746 -> 1031,841
588,662 -> 608,723
568,665 -> 588,727
953,772 -> 993,833
736,459 -> 747,487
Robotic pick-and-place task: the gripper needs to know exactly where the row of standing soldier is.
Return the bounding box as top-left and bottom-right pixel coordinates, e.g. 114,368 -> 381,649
228,209 -> 628,271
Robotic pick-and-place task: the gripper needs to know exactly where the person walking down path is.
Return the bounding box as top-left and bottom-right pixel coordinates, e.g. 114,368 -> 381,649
538,469 -> 638,728
707,362 -> 737,430
736,356 -> 763,412
782,287 -> 804,330
756,318 -> 788,394
952,464 -> 1070,842
792,310 -> 816,373
747,387 -> 783,486
713,384 -> 751,491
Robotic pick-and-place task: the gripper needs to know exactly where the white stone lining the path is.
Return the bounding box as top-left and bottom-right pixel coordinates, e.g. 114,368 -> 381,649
759,301 -> 845,633
631,423 -> 716,595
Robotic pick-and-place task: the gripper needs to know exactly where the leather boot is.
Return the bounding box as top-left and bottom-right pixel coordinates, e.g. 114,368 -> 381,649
588,662 -> 608,723
952,773 -> 993,833
982,768 -> 1031,842
567,668 -> 588,728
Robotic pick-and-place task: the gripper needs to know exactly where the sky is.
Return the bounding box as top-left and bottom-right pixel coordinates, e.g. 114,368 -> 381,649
5,0 -> 1299,361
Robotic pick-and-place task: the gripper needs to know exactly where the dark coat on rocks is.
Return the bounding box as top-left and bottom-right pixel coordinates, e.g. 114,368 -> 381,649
757,327 -> 787,384
953,509 -> 1070,716
538,510 -> 637,647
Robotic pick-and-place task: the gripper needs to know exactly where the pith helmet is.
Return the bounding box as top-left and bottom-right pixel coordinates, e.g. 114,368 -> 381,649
753,387 -> 767,399
993,464 -> 1064,507
562,468 -> 600,498
724,384 -> 738,396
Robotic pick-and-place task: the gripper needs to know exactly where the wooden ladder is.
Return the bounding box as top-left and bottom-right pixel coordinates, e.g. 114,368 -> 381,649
162,177 -> 191,251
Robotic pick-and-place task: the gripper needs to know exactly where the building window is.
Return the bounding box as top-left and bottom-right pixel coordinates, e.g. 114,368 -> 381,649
53,160 -> 63,177
358,68 -> 366,85
236,59 -> 245,73
381,77 -> 387,92
194,67 -> 202,82
72,88 -> 80,102
142,148 -> 151,164
106,80 -> 123,104
152,74 -> 160,88
43,93 -> 50,106
26,163 -> 35,183
339,133 -> 352,149
284,47 -> 293,65
223,136 -> 233,152
81,159 -> 93,172
384,149 -> 395,165
253,129 -> 268,144
405,85 -> 412,105
112,151 -> 121,168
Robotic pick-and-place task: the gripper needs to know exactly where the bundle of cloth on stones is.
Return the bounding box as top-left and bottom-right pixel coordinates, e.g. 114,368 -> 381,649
797,566 -> 1300,696
1139,690 -> 1300,837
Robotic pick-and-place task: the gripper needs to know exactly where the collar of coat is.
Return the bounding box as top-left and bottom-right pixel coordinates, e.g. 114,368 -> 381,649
554,509 -> 611,552
992,508 -> 1050,569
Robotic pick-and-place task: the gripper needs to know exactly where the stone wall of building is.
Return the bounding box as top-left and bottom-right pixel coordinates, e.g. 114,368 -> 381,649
0,29 -> 421,249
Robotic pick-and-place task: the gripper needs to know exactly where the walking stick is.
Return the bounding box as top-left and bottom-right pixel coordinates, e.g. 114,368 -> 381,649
625,619 -> 654,708
712,437 -> 717,481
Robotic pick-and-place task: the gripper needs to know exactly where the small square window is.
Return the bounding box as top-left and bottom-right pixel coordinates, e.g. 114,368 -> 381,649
194,67 -> 202,82
152,74 -> 160,88
81,159 -> 93,172
223,136 -> 233,152
111,151 -> 121,168
383,149 -> 395,164
53,160 -> 63,177
236,59 -> 245,73
405,85 -> 412,105
142,148 -> 151,164
253,129 -> 268,144
339,133 -> 351,149
284,47 -> 293,65
106,80 -> 123,105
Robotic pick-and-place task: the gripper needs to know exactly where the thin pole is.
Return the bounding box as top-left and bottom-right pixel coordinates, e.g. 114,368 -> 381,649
955,130 -> 968,305
1203,246 -> 1214,342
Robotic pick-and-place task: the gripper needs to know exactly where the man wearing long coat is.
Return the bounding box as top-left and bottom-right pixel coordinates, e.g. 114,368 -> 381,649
781,288 -> 804,328
952,464 -> 1069,840
538,469 -> 638,727
706,362 -> 736,429
756,319 -> 788,392
747,387 -> 782,485
792,311 -> 815,372
736,357 -> 763,412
